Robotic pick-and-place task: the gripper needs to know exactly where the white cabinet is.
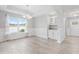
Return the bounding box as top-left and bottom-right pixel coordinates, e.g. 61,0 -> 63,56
48,30 -> 58,40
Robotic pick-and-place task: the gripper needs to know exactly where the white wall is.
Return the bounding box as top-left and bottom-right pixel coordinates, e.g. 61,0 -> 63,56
34,15 -> 48,39
57,16 -> 66,43
27,18 -> 35,36
0,10 -> 6,42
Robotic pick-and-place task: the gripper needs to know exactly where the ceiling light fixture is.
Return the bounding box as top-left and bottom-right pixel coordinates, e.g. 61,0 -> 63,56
22,14 -> 32,19
26,15 -> 32,19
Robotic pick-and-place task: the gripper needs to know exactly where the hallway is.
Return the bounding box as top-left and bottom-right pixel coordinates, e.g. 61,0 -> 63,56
0,36 -> 79,54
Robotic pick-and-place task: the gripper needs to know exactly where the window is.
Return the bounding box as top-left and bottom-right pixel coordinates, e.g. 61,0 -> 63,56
7,15 -> 28,34
18,18 -> 27,32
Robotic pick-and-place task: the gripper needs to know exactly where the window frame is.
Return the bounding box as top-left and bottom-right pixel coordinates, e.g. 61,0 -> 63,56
6,14 -> 28,34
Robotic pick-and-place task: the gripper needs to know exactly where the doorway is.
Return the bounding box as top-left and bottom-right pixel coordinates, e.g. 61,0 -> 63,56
65,17 -> 79,37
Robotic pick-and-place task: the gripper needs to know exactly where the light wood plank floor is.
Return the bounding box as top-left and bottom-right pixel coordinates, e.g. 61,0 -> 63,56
0,36 -> 79,54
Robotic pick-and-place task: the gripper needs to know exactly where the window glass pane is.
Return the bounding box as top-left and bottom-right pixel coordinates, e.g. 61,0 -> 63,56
18,18 -> 27,32
7,16 -> 18,34
18,18 -> 27,24
9,27 -> 18,33
8,17 -> 18,24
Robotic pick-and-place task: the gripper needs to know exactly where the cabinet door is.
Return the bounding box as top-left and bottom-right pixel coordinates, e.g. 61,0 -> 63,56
48,30 -> 56,40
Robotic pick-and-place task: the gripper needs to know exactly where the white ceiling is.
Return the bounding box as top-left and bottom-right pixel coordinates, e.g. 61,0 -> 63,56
0,5 -> 79,17
0,5 -> 59,17
62,5 -> 79,17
